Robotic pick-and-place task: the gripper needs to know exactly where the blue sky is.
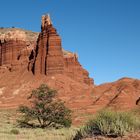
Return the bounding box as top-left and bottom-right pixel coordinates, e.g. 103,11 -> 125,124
0,0 -> 140,85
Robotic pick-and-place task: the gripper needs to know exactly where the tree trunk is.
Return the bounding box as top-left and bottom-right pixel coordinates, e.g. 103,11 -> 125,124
37,117 -> 43,127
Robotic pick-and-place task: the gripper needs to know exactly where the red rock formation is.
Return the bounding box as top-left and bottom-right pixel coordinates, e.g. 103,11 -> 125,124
34,15 -> 64,75
32,14 -> 93,85
91,78 -> 140,111
0,15 -> 93,85
0,40 -> 29,72
0,28 -> 38,72
64,53 -> 93,85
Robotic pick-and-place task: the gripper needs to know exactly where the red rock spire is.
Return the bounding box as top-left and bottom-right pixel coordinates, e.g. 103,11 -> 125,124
32,14 -> 93,85
34,14 -> 64,75
41,14 -> 52,31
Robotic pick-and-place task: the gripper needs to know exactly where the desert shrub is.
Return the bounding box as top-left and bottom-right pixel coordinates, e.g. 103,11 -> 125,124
74,109 -> 140,139
17,84 -> 72,128
10,129 -> 20,135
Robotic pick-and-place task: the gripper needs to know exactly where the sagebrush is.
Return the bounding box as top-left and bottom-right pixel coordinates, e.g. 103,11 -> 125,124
74,109 -> 140,139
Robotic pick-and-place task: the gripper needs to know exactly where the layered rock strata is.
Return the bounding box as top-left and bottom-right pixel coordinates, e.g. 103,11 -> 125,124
31,15 -> 93,85
0,15 -> 93,85
33,15 -> 64,75
0,28 -> 38,71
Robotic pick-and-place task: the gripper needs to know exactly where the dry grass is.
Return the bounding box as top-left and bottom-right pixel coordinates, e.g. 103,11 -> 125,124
73,109 -> 140,139
0,109 -> 77,140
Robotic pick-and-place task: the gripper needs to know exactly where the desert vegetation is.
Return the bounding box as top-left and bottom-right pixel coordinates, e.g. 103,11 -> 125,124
0,109 -> 77,140
73,109 -> 140,139
1,107 -> 140,140
17,84 -> 72,128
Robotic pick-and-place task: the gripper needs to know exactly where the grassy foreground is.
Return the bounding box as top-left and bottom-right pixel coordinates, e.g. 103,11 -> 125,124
1,109 -> 140,140
0,109 -> 77,140
73,109 -> 140,139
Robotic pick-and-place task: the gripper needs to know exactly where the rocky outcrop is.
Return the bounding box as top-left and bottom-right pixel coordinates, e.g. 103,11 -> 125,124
91,78 -> 140,111
0,15 -> 93,85
63,53 -> 93,85
31,15 -> 93,85
0,28 -> 38,71
33,15 -> 64,75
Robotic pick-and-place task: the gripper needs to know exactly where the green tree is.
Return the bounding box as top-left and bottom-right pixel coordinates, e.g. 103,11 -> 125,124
17,84 -> 72,128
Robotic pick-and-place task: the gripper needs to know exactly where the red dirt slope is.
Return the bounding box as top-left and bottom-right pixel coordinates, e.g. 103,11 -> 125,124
0,69 -> 139,124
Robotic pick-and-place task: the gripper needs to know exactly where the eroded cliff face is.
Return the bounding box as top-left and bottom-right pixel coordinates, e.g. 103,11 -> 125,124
0,15 -> 93,85
29,15 -> 93,85
0,28 -> 38,72
33,15 -> 64,75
